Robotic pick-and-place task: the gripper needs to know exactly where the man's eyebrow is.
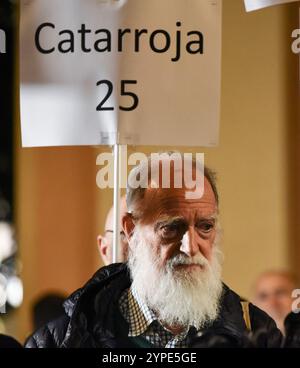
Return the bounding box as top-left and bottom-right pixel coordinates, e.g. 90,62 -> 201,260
154,216 -> 186,231
105,229 -> 125,234
195,213 -> 218,221
196,216 -> 217,222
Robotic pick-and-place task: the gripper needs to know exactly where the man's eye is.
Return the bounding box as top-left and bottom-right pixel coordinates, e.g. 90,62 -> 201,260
197,222 -> 214,233
275,290 -> 289,298
161,224 -> 181,238
257,293 -> 268,301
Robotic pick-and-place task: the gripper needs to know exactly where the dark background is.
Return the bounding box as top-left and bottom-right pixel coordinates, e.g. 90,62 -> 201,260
0,0 -> 15,222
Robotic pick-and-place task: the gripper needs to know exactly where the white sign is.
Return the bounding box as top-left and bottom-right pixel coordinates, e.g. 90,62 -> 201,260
20,0 -> 222,147
244,0 -> 298,12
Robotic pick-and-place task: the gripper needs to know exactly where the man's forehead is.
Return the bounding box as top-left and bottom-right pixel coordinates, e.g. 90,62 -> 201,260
105,196 -> 127,231
144,177 -> 216,204
139,178 -> 217,222
257,274 -> 295,289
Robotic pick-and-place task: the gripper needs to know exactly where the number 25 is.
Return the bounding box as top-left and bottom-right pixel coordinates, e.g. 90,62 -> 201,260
96,80 -> 139,111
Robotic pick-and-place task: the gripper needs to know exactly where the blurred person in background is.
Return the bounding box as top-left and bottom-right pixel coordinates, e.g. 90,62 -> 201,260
252,270 -> 297,334
97,196 -> 128,265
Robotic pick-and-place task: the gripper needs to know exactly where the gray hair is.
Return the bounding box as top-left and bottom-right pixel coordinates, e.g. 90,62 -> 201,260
126,152 -> 219,216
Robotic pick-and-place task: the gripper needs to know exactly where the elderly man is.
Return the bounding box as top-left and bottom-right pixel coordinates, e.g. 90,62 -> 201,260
97,196 -> 128,265
25,154 -> 282,348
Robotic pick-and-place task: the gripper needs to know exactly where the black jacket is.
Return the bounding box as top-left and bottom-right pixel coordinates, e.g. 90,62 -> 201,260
0,334 -> 23,348
25,263 -> 282,348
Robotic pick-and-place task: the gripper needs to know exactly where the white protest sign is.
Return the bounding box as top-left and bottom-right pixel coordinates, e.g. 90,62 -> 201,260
20,0 -> 222,147
244,0 -> 298,12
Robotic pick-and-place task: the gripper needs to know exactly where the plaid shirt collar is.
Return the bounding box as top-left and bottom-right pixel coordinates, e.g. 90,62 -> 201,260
119,285 -> 192,347
127,285 -> 158,336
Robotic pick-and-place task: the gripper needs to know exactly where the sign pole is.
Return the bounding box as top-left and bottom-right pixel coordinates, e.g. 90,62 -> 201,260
112,143 -> 120,263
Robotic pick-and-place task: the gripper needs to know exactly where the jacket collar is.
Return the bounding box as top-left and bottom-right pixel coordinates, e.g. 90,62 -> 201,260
60,264 -> 247,347
61,263 -> 131,347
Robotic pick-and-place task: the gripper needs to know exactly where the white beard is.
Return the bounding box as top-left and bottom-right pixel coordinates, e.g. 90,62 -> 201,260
128,226 -> 224,330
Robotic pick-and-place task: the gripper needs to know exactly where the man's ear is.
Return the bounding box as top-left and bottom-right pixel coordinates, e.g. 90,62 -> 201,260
122,213 -> 136,240
97,235 -> 109,266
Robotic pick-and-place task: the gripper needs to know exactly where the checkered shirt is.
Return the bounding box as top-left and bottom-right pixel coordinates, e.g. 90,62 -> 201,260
119,285 -> 195,348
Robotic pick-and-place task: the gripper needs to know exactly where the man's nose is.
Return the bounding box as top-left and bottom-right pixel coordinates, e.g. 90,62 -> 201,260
179,227 -> 199,257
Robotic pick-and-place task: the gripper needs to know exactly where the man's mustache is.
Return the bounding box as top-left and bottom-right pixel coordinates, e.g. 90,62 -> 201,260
167,253 -> 209,269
